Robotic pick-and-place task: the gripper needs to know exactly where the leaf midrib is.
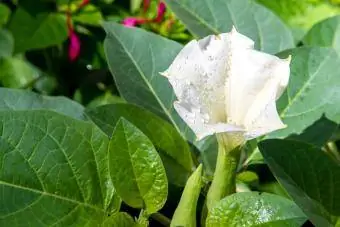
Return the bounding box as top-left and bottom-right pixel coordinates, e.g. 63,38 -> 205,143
106,27 -> 182,134
0,180 -> 105,216
166,0 -> 219,35
280,51 -> 333,118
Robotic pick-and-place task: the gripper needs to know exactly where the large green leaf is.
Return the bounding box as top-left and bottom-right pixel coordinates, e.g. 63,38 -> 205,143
206,192 -> 306,227
303,15 -> 340,54
103,22 -> 195,141
267,47 -> 340,140
0,29 -> 13,58
109,118 -> 168,214
86,103 -> 194,186
0,110 -> 120,226
259,139 -> 340,226
9,3 -> 68,53
164,0 -> 294,54
0,88 -> 85,120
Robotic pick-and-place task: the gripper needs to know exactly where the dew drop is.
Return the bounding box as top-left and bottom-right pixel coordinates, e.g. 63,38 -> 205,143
228,202 -> 238,210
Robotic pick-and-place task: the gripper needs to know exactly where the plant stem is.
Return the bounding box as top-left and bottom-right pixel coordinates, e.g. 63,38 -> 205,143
151,212 -> 171,227
206,134 -> 242,211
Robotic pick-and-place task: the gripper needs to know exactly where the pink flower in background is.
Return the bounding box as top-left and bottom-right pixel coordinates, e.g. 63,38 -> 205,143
143,0 -> 150,12
121,1 -> 166,27
154,2 -> 166,23
65,1 -> 89,62
79,0 -> 90,8
68,30 -> 81,62
122,17 -> 148,27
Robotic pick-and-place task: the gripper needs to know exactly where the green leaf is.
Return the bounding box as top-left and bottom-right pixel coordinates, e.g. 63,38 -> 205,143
109,118 -> 168,214
0,110 -> 120,226
86,103 -> 194,186
259,139 -> 340,226
9,4 -> 68,53
0,29 -> 14,58
267,47 -> 340,141
0,57 -> 39,88
303,15 -> 340,55
206,192 -> 307,227
103,212 -> 136,227
103,22 -> 195,142
163,0 -> 294,54
0,3 -> 11,27
0,88 -> 85,120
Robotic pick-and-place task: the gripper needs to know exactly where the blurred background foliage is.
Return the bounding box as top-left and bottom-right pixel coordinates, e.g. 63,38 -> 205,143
0,0 -> 191,108
0,0 -> 340,107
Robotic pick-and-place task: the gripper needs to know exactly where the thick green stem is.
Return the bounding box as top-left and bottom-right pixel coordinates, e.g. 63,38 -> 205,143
206,134 -> 242,211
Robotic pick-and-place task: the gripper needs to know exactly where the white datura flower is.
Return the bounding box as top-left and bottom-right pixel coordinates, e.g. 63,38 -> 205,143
161,27 -> 290,142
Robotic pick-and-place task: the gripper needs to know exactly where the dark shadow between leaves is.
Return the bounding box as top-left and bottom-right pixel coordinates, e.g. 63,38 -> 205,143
286,115 -> 338,147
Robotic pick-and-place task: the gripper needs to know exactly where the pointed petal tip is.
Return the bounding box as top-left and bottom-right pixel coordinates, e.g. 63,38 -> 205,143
214,34 -> 221,40
195,133 -> 205,141
159,71 -> 169,77
231,25 -> 237,33
285,55 -> 292,63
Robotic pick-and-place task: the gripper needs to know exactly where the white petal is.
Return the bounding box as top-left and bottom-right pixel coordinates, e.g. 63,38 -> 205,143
162,39 -> 226,123
195,30 -> 255,125
243,77 -> 286,139
174,102 -> 244,140
226,48 -> 290,125
244,100 -> 286,139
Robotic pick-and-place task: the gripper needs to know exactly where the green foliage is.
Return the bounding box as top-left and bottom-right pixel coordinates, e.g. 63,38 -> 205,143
86,103 -> 194,186
0,88 -> 85,120
206,192 -> 307,227
267,47 -> 340,141
103,22 -> 191,139
256,0 -> 340,35
164,0 -> 295,54
102,212 -> 136,226
0,29 -> 13,58
9,4 -> 68,53
171,164 -> 202,227
0,3 -> 11,27
0,57 -> 39,88
303,15 -> 340,54
109,118 -> 168,214
1,0 -> 340,226
0,110 -> 121,226
259,139 -> 340,226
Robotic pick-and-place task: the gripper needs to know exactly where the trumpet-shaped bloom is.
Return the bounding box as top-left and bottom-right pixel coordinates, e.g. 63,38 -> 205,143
161,27 -> 290,141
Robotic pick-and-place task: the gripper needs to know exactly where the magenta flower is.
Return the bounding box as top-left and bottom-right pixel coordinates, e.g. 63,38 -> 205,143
154,2 -> 166,23
68,30 -> 81,62
79,0 -> 90,8
122,17 -> 148,27
143,0 -> 150,12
